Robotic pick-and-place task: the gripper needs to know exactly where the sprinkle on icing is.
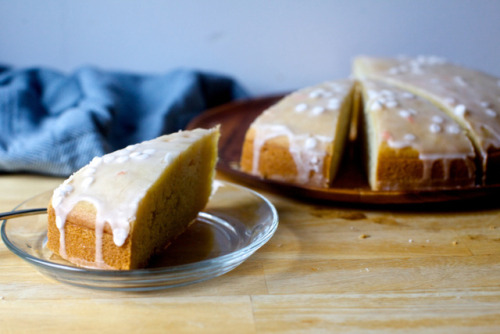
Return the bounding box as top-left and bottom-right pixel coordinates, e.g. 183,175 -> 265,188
399,109 -> 411,118
115,156 -> 129,163
327,98 -> 340,110
404,133 -> 416,141
367,90 -> 379,100
304,137 -> 318,149
309,89 -> 332,99
446,124 -> 461,134
164,152 -> 175,164
385,100 -> 398,108
429,123 -> 442,133
401,92 -> 415,99
371,100 -> 383,111
311,106 -> 325,115
486,109 -> 497,118
386,55 -> 447,76
125,145 -> 136,151
295,103 -> 308,112
454,104 -> 467,117
431,115 -> 444,124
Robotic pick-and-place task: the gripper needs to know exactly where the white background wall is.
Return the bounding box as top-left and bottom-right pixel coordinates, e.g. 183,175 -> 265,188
1,0 -> 500,96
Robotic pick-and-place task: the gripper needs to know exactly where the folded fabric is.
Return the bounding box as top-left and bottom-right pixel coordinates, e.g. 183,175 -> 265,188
0,66 -> 246,176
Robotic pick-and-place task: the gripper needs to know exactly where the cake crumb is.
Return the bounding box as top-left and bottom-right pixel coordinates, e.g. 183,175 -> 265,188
489,225 -> 496,230
359,234 -> 370,239
229,161 -> 239,170
452,240 -> 458,246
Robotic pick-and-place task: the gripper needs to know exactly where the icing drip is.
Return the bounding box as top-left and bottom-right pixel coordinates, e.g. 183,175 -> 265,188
420,153 -> 476,181
251,124 -> 331,186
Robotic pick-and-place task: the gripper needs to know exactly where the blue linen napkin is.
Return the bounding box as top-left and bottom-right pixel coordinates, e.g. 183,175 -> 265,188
0,66 -> 246,176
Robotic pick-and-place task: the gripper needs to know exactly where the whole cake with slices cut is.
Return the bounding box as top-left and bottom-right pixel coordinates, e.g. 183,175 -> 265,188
240,55 -> 500,191
47,127 -> 220,270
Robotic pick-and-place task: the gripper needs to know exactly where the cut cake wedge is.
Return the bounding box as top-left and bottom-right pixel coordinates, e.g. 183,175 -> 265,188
47,127 -> 220,270
359,79 -> 476,190
240,80 -> 356,187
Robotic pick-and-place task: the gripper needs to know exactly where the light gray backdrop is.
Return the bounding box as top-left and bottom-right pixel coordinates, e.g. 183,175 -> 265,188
1,0 -> 499,95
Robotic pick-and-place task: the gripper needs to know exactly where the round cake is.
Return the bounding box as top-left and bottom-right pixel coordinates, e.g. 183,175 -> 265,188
241,56 -> 500,191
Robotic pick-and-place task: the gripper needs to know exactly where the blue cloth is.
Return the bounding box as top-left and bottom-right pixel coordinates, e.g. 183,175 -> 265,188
0,66 -> 246,176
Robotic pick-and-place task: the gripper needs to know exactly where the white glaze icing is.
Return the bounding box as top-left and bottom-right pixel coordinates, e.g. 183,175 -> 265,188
51,128 -> 214,267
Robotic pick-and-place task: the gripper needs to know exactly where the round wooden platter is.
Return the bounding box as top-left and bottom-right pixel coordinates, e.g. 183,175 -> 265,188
187,95 -> 500,205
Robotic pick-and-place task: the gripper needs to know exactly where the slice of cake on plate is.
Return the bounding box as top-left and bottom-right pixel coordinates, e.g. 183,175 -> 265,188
47,127 -> 220,270
353,55 -> 500,184
358,79 -> 477,191
240,79 -> 357,188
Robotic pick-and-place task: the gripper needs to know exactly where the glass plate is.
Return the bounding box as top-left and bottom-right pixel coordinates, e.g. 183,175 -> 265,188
1,181 -> 278,291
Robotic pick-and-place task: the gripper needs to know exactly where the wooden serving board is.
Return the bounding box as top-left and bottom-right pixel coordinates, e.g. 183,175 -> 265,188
187,95 -> 500,204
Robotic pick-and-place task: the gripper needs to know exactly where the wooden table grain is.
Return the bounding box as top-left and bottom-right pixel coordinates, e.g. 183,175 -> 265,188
1,173 -> 500,333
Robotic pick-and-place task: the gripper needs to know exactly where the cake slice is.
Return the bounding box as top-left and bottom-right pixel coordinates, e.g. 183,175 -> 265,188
47,127 -> 220,270
359,79 -> 476,191
353,55 -> 500,184
240,80 -> 356,187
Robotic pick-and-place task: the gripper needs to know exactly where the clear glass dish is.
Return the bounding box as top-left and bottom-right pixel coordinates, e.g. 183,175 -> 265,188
1,181 -> 278,291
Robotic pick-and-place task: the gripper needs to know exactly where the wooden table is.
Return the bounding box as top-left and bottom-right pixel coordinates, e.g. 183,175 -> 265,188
1,173 -> 500,333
